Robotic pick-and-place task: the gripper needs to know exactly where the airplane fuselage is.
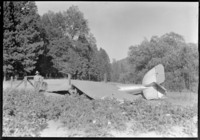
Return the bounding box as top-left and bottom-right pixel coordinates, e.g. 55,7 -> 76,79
118,84 -> 148,94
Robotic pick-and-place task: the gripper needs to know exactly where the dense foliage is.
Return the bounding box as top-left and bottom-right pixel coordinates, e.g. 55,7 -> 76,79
3,1 -> 44,79
3,89 -> 48,137
3,89 -> 197,137
34,5 -> 112,81
111,58 -> 129,83
111,32 -> 198,92
3,1 -> 198,89
3,2 -> 112,81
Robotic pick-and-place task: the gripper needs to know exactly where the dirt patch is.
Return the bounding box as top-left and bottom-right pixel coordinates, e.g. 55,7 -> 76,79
39,119 -> 197,137
40,120 -> 68,137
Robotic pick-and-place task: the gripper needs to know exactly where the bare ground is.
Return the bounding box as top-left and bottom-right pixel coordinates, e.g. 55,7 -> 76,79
39,119 -> 197,137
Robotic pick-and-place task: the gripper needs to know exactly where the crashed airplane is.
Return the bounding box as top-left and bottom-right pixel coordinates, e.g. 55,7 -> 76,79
117,64 -> 167,100
46,64 -> 167,101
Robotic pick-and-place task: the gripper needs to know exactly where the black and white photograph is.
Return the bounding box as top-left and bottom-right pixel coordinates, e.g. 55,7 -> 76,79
3,1 -> 198,137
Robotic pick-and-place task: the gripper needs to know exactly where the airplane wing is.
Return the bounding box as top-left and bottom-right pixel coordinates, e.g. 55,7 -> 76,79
71,80 -> 141,101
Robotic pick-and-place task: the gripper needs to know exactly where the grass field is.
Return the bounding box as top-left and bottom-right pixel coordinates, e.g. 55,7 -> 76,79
3,79 -> 198,137
165,91 -> 197,107
3,79 -> 198,106
3,79 -> 70,90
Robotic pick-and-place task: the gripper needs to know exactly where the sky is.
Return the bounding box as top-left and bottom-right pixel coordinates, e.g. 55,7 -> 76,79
35,2 -> 198,61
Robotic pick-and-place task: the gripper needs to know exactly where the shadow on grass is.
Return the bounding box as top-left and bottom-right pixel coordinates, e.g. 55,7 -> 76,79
46,88 -> 94,100
47,90 -> 70,95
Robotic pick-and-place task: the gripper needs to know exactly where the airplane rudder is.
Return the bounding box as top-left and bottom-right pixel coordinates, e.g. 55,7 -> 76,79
142,64 -> 165,86
142,66 -> 157,86
155,64 -> 165,84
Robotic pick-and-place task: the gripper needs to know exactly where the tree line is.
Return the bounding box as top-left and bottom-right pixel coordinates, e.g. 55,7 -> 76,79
3,2 -> 198,92
111,32 -> 198,92
3,1 -> 111,81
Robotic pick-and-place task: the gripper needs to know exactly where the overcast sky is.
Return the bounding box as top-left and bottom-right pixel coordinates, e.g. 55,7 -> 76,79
35,2 -> 198,61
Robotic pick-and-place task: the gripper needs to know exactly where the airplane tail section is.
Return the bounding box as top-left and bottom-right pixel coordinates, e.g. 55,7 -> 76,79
142,64 -> 166,100
142,64 -> 165,86
116,64 -> 167,100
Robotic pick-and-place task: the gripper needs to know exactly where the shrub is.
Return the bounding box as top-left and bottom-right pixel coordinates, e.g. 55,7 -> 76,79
3,89 -> 48,137
3,89 -> 197,137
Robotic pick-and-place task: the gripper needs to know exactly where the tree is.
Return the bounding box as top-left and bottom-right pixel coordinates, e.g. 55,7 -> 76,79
34,11 -> 67,77
88,54 -> 100,81
40,11 -> 64,40
48,37 -> 73,77
63,5 -> 90,40
111,59 -> 120,82
178,43 -> 198,91
40,6 -> 95,80
98,48 -> 111,81
87,33 -> 97,49
3,1 -> 44,79
127,32 -> 198,92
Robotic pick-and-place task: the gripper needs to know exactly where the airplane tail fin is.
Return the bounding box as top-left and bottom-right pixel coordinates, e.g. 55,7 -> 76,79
142,64 -> 165,86
142,64 -> 166,100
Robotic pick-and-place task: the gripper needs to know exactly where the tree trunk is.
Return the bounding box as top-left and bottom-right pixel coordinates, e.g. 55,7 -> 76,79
68,73 -> 71,85
4,74 -> 6,82
4,70 -> 6,82
10,76 -> 13,88
104,73 -> 107,83
188,73 -> 190,91
24,76 -> 27,89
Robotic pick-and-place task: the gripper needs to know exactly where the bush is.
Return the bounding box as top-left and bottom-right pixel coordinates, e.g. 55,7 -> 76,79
3,89 -> 48,137
3,89 -> 198,137
120,99 -> 197,136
